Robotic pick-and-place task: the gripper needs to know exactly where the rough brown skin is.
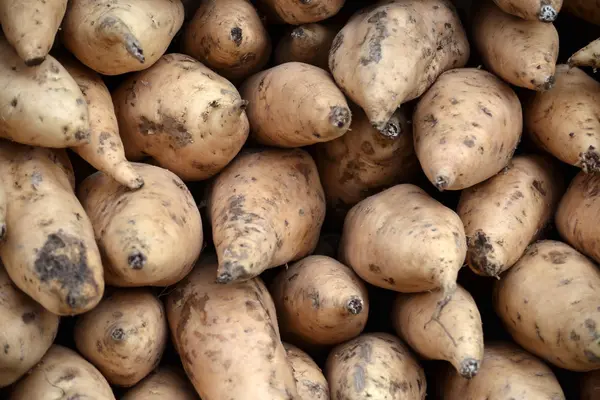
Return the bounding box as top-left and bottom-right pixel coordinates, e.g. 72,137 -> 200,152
270,255 -> 369,347
492,0 -> 562,21
563,0 -> 600,25
284,343 -> 329,400
0,0 -> 67,66
581,370 -> 600,400
473,1 -> 559,91
0,37 -> 90,148
113,53 -> 249,181
339,184 -> 467,294
392,285 -> 484,380
122,367 -> 199,400
62,0 -> 184,75
183,0 -> 271,82
556,171 -> 600,264
525,65 -> 600,173
458,155 -> 564,277
208,148 -> 326,284
240,62 -> 351,147
568,37 -> 600,68
414,68 -> 523,191
329,0 -> 469,133
494,240 -> 600,371
257,0 -> 345,24
0,263 -> 59,388
440,342 -> 566,400
166,255 -> 301,399
77,163 -> 203,287
59,55 -> 144,190
9,345 -> 116,400
74,289 -> 168,387
275,23 -> 338,70
326,332 -> 426,400
0,141 -> 104,316
315,106 -> 419,219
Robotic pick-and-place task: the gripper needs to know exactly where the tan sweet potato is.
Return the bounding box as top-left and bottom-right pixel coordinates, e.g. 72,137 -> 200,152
0,141 -> 104,316
183,0 -> 271,82
0,263 -> 59,388
581,370 -> 600,400
77,163 -> 202,287
568,37 -> 600,68
414,68 -> 522,191
494,240 -> 600,371
122,367 -> 199,400
473,1 -> 559,90
440,342 -> 566,400
525,65 -> 600,172
339,184 -> 466,294
166,256 -> 300,399
240,62 -> 351,147
74,289 -> 168,387
62,0 -> 184,75
329,0 -> 469,133
564,0 -> 600,25
257,0 -> 345,24
208,148 -> 326,283
284,343 -> 329,400
113,53 -> 249,181
0,0 -> 67,66
275,23 -> 337,70
492,0 -> 562,21
270,255 -> 369,347
458,155 -> 565,277
9,345 -> 116,400
326,332 -> 426,400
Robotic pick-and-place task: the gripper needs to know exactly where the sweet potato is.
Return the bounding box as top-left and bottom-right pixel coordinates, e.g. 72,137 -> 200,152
473,1 -> 559,91
0,141 -> 104,316
166,255 -> 300,399
525,65 -> 600,172
275,23 -> 337,70
492,0 -> 562,21
62,0 -> 184,75
74,289 -> 168,387
113,53 -> 249,181
581,370 -> 600,400
9,345 -> 115,400
563,0 -> 600,25
414,68 -> 522,191
568,37 -> 600,69
392,284 -> 484,379
0,263 -> 59,388
122,367 -> 199,400
494,240 -> 600,371
315,106 -> 419,218
284,343 -> 329,400
257,0 -> 345,24
458,155 -> 564,277
59,55 -> 143,190
270,255 -> 369,347
183,0 -> 271,82
208,148 -> 326,283
0,37 -> 90,148
329,0 -> 469,133
0,0 -> 67,66
240,62 -> 351,147
77,163 -> 202,287
339,184 -> 466,294
440,342 -> 566,400
326,332 -> 426,400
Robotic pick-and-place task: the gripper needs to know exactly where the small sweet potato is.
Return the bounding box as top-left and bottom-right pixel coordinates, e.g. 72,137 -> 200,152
275,23 -> 338,70
284,343 -> 329,400
122,367 -> 199,400
492,0 -> 562,21
257,0 -> 345,24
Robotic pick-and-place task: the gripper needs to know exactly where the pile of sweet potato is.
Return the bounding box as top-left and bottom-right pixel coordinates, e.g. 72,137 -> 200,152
0,0 -> 599,399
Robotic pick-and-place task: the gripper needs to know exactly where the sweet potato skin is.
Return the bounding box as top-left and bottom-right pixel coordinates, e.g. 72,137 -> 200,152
568,38 -> 600,69
122,367 -> 199,400
284,343 -> 329,400
492,0 -> 562,21
581,370 -> 600,400
564,0 -> 600,25
257,0 -> 345,24
275,23 -> 337,70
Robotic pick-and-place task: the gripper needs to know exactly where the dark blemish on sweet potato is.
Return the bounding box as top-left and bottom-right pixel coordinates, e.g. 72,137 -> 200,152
138,115 -> 193,149
467,231 -> 501,277
369,264 -> 381,273
329,106 -> 350,128
54,368 -> 78,384
360,11 -> 389,66
128,250 -> 147,269
361,141 -> 375,155
308,289 -> 320,309
535,323 -> 545,342
479,105 -> 492,117
21,311 -> 36,324
230,27 -> 243,46
580,146 -> 600,173
10,98 -> 18,107
287,273 -> 299,282
545,251 -> 567,264
532,180 -> 546,196
463,138 -> 475,147
424,114 -> 438,126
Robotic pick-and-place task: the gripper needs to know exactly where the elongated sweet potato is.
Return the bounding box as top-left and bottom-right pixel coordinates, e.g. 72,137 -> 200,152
166,256 -> 300,399
275,23 -> 337,70
62,0 -> 184,75
326,333 -> 426,400
581,370 -> 600,400
240,62 -> 351,147
257,0 -> 345,24
564,0 -> 600,25
329,0 -> 469,133
113,53 -> 249,181
568,37 -> 600,68
414,68 -> 522,191
473,1 -> 559,91
208,148 -> 326,283
440,342 -> 565,400
458,155 -> 564,277
340,184 -> 466,294
492,0 -> 562,21
284,343 -> 329,400
525,65 -> 600,172
270,255 -> 369,347
0,141 -> 104,316
494,240 -> 600,371
78,163 -> 202,287
122,367 -> 199,400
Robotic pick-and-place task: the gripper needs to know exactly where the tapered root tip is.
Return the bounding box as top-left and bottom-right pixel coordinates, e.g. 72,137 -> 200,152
467,231 -> 502,277
346,297 -> 364,315
380,119 -> 401,138
215,272 -> 233,284
329,106 -> 351,129
538,75 -> 555,91
125,37 -> 145,63
434,176 -> 449,191
291,27 -> 305,39
111,327 -> 126,341
459,358 -> 480,379
129,176 -> 145,190
580,146 -> 600,173
24,56 -> 46,67
128,250 -> 147,270
538,5 -> 558,22
216,260 -> 254,284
